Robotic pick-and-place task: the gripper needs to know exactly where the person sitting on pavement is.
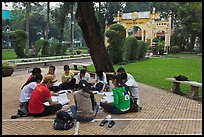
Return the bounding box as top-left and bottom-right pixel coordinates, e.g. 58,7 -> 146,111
21,67 -> 42,89
70,80 -> 99,122
28,74 -> 62,117
100,74 -> 130,114
60,65 -> 76,90
93,70 -> 110,92
18,73 -> 43,117
117,67 -> 141,108
45,65 -> 61,93
74,69 -> 92,90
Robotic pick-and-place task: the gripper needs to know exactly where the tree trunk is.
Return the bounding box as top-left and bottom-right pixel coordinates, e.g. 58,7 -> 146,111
25,2 -> 30,49
70,3 -> 74,54
76,2 -> 114,72
45,2 -> 50,40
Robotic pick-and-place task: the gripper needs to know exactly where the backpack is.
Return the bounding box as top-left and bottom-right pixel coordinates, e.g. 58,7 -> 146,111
174,75 -> 189,81
130,97 -> 141,112
53,110 -> 74,130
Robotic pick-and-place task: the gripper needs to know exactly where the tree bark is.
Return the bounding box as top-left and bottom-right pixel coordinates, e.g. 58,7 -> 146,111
25,2 -> 30,49
45,2 -> 50,40
76,2 -> 114,72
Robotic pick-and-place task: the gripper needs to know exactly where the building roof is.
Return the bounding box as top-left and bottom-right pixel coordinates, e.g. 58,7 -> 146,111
122,11 -> 150,19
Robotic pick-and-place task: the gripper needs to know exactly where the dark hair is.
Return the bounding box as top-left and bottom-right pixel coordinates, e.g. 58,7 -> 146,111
21,73 -> 43,89
49,65 -> 55,71
96,70 -> 103,81
80,69 -> 86,75
32,67 -> 42,75
117,67 -> 126,73
112,74 -> 124,87
79,80 -> 90,93
121,73 -> 127,80
64,65 -> 70,71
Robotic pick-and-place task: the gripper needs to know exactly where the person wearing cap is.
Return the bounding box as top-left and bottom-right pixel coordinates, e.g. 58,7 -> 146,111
74,69 -> 92,90
60,65 -> 76,90
70,80 -> 99,122
117,67 -> 141,107
28,74 -> 62,117
21,67 -> 42,89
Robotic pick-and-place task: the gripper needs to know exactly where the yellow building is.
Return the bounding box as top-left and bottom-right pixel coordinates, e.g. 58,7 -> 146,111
105,8 -> 172,52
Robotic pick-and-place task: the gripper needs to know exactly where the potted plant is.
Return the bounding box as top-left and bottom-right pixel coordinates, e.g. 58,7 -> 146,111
2,61 -> 16,77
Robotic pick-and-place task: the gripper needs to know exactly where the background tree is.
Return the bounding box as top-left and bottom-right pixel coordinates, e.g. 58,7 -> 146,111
76,2 -> 114,72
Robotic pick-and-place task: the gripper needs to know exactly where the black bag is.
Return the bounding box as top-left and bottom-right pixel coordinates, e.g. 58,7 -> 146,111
174,75 -> 189,81
130,97 -> 141,112
53,111 -> 74,130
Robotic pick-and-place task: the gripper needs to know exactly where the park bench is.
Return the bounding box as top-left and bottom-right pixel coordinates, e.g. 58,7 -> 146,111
165,78 -> 202,98
71,62 -> 91,70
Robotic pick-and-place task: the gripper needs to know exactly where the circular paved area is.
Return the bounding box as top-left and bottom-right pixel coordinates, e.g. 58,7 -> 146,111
2,59 -> 202,135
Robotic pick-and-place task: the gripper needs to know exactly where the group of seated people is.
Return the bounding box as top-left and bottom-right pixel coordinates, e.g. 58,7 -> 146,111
17,64 -> 141,123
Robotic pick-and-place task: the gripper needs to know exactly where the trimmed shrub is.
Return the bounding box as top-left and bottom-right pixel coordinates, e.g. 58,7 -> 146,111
34,39 -> 45,56
170,46 -> 180,54
50,42 -> 61,56
123,36 -> 138,61
41,40 -> 49,56
9,30 -> 27,58
137,40 -> 148,59
105,24 -> 125,64
61,43 -> 69,55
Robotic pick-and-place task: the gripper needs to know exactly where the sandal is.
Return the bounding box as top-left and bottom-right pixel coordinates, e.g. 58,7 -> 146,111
108,120 -> 115,128
99,119 -> 108,127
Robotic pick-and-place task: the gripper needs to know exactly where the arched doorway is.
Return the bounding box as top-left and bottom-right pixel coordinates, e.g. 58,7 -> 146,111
156,30 -> 165,42
128,26 -> 142,40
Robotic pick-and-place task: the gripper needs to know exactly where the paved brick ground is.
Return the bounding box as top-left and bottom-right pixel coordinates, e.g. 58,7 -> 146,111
2,65 -> 202,135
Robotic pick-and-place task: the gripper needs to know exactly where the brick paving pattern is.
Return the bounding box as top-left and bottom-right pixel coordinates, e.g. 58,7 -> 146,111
2,66 -> 202,135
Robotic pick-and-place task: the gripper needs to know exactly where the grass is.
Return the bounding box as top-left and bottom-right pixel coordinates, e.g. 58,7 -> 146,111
2,49 -> 17,60
88,55 -> 202,96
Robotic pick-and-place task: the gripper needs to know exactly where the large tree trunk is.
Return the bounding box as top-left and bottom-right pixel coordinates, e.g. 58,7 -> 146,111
76,2 -> 114,72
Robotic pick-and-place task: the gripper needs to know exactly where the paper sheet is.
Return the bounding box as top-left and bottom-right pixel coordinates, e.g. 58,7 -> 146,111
44,93 -> 70,106
53,81 -> 62,87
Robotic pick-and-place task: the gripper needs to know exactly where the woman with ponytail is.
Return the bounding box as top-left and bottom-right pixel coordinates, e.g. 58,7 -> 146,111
100,74 -> 130,114
70,80 -> 99,122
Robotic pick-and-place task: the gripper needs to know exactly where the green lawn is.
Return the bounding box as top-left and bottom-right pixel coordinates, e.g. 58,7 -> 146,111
88,56 -> 202,96
2,49 -> 17,60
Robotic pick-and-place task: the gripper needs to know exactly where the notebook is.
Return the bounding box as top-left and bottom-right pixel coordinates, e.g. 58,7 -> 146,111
44,93 -> 70,106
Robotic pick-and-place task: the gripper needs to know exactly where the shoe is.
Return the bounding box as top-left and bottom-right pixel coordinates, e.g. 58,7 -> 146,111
99,119 -> 108,127
108,120 -> 115,128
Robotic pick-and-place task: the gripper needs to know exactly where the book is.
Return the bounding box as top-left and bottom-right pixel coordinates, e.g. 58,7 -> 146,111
44,93 -> 70,106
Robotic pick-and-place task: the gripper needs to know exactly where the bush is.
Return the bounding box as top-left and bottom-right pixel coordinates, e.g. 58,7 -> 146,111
41,40 -> 49,56
50,42 -> 61,56
61,43 -> 69,55
34,39 -> 43,56
170,46 -> 180,54
2,61 -> 16,69
105,24 -> 125,64
9,30 -> 27,58
123,36 -> 138,61
137,40 -> 148,59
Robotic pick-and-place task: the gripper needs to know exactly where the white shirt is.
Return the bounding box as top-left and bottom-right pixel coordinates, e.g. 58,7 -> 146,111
19,82 -> 38,103
95,72 -> 108,84
75,72 -> 91,84
126,73 -> 139,98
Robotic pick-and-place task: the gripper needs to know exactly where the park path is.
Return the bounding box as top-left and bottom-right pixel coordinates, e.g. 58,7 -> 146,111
2,58 -> 202,135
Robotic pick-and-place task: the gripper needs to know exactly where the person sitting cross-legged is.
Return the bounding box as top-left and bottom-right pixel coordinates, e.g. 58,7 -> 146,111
100,74 -> 130,114
28,74 -> 62,117
70,80 -> 99,122
60,65 -> 76,90
18,73 -> 43,117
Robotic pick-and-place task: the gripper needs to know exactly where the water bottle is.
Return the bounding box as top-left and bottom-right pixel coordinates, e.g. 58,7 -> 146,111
99,107 -> 103,118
